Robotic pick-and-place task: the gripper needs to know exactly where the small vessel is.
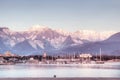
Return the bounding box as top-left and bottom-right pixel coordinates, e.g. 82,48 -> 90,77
95,48 -> 104,64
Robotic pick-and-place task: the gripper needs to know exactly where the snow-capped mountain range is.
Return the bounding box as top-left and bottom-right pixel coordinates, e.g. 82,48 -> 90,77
0,25 -> 119,55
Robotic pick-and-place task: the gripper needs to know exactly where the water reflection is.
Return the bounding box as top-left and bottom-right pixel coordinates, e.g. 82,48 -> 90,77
0,62 -> 120,77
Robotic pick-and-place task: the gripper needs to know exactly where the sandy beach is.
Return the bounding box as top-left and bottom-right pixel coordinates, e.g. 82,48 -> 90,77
0,78 -> 120,80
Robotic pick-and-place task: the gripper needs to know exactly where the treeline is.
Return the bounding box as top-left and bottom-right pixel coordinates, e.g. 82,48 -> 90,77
92,55 -> 120,61
2,55 -> 56,62
2,55 -> 120,62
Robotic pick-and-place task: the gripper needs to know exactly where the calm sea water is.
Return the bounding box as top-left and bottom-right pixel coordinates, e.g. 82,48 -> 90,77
0,62 -> 120,78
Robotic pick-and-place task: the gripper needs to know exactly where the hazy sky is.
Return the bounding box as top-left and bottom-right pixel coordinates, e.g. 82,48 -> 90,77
0,0 -> 120,32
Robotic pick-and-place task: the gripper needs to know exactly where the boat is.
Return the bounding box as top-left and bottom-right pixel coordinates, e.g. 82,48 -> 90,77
95,48 -> 104,64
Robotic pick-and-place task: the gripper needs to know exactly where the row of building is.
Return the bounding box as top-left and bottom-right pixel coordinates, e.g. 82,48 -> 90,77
0,51 -> 94,64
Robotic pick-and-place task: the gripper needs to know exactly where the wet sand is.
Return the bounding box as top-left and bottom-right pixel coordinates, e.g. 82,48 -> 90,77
0,78 -> 120,80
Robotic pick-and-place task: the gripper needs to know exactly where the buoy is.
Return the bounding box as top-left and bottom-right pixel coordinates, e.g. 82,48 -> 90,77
53,75 -> 56,78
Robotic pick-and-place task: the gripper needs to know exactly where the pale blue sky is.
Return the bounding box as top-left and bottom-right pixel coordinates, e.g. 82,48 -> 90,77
0,0 -> 120,32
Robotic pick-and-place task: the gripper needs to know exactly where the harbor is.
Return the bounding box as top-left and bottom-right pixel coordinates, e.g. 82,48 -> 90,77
0,51 -> 120,78
0,0 -> 120,79
0,51 -> 120,65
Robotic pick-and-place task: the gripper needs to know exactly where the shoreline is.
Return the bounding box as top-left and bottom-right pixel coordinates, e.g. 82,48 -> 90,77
0,78 -> 120,80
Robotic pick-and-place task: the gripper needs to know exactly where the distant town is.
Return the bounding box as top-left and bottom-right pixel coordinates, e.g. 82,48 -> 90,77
0,51 -> 120,65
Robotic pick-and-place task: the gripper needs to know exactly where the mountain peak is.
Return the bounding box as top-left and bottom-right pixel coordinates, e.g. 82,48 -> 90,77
55,29 -> 70,36
105,32 -> 120,42
0,27 -> 9,32
29,25 -> 49,31
62,35 -> 74,46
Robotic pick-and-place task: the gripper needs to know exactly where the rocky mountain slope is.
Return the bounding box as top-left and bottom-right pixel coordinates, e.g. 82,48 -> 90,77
0,26 -> 119,55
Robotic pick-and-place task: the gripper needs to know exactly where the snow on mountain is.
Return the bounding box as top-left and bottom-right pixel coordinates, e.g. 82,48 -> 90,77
100,31 -> 117,41
105,32 -> 120,42
33,40 -> 44,49
0,26 -> 118,55
48,36 -> 66,48
12,40 -> 37,54
55,29 -> 70,36
72,30 -> 116,41
28,40 -> 38,50
28,25 -> 49,32
27,25 -> 116,41
63,35 -> 74,46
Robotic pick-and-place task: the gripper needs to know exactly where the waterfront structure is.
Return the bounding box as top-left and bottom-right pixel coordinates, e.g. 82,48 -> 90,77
4,51 -> 15,57
0,57 -> 5,64
56,59 -> 70,64
79,53 -> 92,63
27,57 -> 39,64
